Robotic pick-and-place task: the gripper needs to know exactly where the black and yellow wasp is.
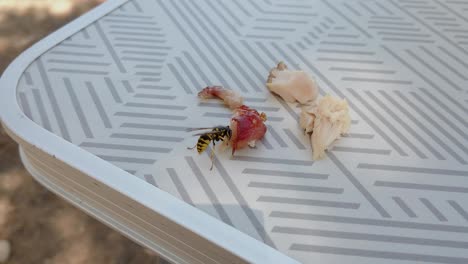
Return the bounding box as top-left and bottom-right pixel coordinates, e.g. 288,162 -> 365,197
187,126 -> 232,170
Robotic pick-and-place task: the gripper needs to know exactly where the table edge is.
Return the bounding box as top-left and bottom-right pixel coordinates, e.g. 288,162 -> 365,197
0,0 -> 299,263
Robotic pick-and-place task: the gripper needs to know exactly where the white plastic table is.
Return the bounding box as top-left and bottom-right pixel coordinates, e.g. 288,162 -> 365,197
1,0 -> 468,263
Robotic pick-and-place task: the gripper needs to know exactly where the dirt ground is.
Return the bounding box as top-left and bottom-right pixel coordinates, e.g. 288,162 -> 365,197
0,1 -> 163,263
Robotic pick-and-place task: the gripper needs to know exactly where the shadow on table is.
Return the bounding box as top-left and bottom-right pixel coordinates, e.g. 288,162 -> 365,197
0,0 -> 104,74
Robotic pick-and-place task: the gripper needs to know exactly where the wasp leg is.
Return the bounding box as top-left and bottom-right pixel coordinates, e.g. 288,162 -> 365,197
187,143 -> 197,150
209,142 -> 216,170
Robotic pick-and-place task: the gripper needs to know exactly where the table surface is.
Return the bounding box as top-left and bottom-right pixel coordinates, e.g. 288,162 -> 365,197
10,0 -> 468,263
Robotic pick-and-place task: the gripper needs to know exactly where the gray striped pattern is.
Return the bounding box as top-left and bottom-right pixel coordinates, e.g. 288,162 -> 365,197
15,0 -> 468,263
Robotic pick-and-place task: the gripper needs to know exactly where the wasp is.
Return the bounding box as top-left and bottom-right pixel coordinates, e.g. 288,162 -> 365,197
187,126 -> 232,170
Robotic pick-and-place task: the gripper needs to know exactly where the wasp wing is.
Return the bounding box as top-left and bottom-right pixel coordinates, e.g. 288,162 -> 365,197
186,127 -> 213,132
192,131 -> 226,137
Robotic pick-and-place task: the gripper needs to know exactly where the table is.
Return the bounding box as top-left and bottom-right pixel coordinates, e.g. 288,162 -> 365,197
1,0 -> 468,263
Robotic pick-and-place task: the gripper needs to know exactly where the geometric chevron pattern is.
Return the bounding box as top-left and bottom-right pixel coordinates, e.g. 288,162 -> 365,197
16,0 -> 468,263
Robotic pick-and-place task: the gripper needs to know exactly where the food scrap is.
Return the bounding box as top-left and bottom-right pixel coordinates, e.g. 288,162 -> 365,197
230,104 -> 267,154
300,95 -> 351,160
198,85 -> 244,110
266,61 -> 319,104
267,62 -> 351,160
189,86 -> 267,169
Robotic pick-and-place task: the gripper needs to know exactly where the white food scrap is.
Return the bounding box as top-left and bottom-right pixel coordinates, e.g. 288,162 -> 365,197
266,61 -> 319,104
301,95 -> 351,160
266,61 -> 351,161
299,102 -> 317,134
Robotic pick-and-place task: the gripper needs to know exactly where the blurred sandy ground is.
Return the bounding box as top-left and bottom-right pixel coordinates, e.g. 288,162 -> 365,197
0,1 -> 162,263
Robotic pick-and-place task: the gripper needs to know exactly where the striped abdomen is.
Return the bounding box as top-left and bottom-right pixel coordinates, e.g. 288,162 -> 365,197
196,134 -> 214,154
